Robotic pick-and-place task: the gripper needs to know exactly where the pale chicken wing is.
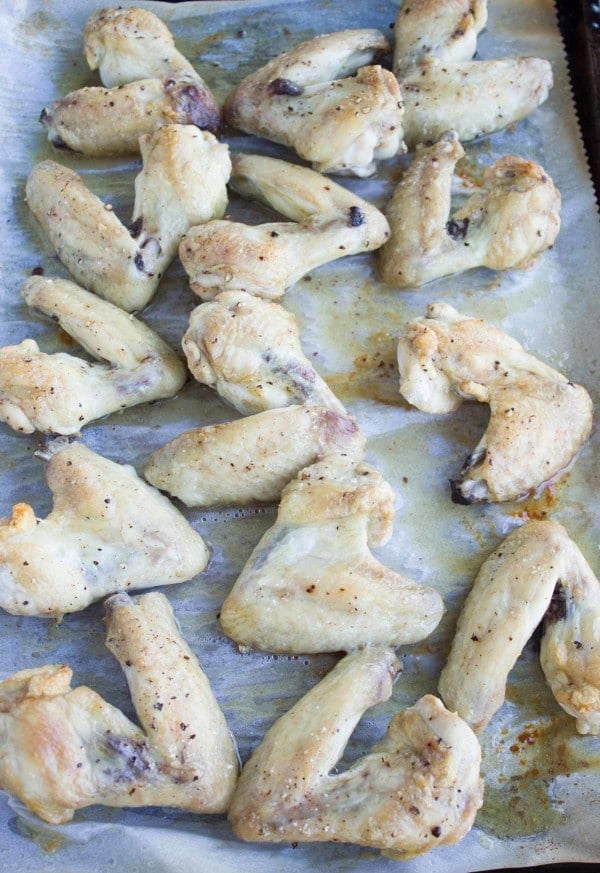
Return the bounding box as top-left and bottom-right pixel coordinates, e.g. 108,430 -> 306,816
400,57 -> 553,148
0,592 -> 237,824
144,405 -> 365,507
224,30 -> 404,176
180,153 -> 390,301
0,440 -> 208,617
397,303 -> 592,503
229,647 -> 483,857
380,133 -> 560,288
41,7 -> 220,154
220,454 -> 444,654
182,291 -> 345,416
0,277 -> 184,435
27,125 -> 230,312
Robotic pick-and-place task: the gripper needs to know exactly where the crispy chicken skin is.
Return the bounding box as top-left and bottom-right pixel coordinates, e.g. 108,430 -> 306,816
0,440 -> 208,617
182,291 -> 345,416
229,647 -> 483,857
400,56 -> 553,148
220,455 -> 444,654
26,125 -> 231,312
0,592 -> 237,824
144,405 -> 365,507
224,30 -> 404,177
0,277 -> 184,435
439,520 -> 600,735
180,154 -> 390,301
393,0 -> 488,75
397,303 -> 592,503
27,126 -> 230,312
380,133 -> 561,288
41,7 -> 220,155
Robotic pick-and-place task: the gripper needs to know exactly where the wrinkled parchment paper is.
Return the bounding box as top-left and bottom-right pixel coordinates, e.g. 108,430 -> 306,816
1,0 -> 600,870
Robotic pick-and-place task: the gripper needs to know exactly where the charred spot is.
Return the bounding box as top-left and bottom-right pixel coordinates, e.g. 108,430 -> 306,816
267,78 -> 304,96
545,581 -> 567,623
31,266 -> 44,276
431,826 -> 442,838
104,733 -> 152,778
348,206 -> 366,228
129,216 -> 143,238
39,107 -> 52,126
51,135 -> 71,151
167,81 -> 222,136
134,252 -> 145,272
446,218 -> 469,240
460,447 -> 486,475
449,478 -> 475,505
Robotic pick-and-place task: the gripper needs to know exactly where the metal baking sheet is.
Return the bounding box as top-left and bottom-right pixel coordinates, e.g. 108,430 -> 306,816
0,0 -> 599,870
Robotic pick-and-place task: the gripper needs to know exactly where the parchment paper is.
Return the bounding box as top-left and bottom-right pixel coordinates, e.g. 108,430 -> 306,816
0,0 -> 599,870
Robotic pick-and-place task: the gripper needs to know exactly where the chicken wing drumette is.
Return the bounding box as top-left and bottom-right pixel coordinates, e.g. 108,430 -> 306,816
41,7 -> 220,155
27,125 -> 230,312
0,277 -> 184,435
180,154 -> 390,301
144,405 -> 364,507
0,440 -> 208,617
0,592 -> 237,824
439,520 -> 600,736
380,133 -> 561,288
182,291 -> 344,416
224,30 -> 404,177
220,454 -> 444,654
397,303 -> 592,503
229,647 -> 483,857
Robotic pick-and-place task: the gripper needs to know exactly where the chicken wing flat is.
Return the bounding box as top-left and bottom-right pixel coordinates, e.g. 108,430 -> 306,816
380,133 -> 560,288
224,30 -> 404,177
439,520 -> 600,735
400,57 -> 552,148
41,7 -> 220,155
27,125 -> 230,312
0,592 -> 237,824
182,291 -> 345,416
220,454 -> 444,654
0,440 -> 208,616
393,0 -> 488,75
229,647 -> 483,857
0,277 -> 184,435
180,154 -> 390,301
397,303 -> 592,503
144,405 -> 365,507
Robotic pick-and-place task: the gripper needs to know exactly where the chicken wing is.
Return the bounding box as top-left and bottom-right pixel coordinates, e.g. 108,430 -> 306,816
220,454 -> 444,654
223,30 -> 404,177
380,133 -> 560,288
397,303 -> 592,503
0,592 -> 237,824
0,440 -> 208,616
0,277 -> 184,435
439,520 -> 600,735
182,291 -> 345,416
180,154 -> 390,301
144,405 -> 365,507
41,7 -> 220,154
393,0 -> 488,75
400,56 -> 553,148
229,647 -> 483,857
27,125 -> 230,312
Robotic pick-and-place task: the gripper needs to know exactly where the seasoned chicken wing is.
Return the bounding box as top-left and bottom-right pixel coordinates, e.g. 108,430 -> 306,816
393,0 -> 488,74
224,30 -> 404,176
439,520 -> 600,735
144,405 -> 364,507
229,647 -> 483,857
400,56 -> 553,148
380,133 -> 561,288
180,154 -> 390,301
397,303 -> 592,503
0,592 -> 237,824
27,125 -> 230,312
182,291 -> 344,416
220,454 -> 444,654
41,7 -> 220,154
0,277 -> 184,435
0,440 -> 208,617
